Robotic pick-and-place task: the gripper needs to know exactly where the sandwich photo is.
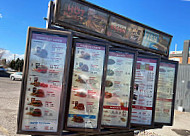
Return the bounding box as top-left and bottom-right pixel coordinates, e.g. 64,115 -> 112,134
31,89 -> 45,97
29,100 -> 43,107
72,115 -> 84,123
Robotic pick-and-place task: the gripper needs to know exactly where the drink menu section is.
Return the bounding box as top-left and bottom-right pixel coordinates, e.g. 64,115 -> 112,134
155,61 -> 177,125
102,50 -> 135,127
54,0 -> 172,56
67,42 -> 106,129
19,29 -> 70,134
131,56 -> 158,126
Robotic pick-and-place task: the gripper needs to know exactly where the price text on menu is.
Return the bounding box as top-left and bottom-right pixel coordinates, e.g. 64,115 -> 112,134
155,62 -> 175,123
131,57 -> 157,125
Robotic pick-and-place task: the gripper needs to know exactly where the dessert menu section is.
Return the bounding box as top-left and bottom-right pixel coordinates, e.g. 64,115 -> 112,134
67,42 -> 106,129
155,62 -> 176,124
102,51 -> 134,127
131,57 -> 158,125
21,32 -> 68,132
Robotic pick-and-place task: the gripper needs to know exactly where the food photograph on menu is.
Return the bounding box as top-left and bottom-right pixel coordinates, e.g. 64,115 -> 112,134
131,56 -> 158,125
101,50 -> 135,127
67,42 -> 106,129
155,61 -> 176,124
56,0 -> 108,34
106,16 -> 128,40
106,16 -> 144,45
21,31 -> 68,132
125,23 -> 144,44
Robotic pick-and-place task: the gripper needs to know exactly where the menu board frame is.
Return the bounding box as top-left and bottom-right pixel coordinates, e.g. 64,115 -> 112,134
17,27 -> 73,135
154,58 -> 178,126
131,53 -> 160,128
101,47 -> 137,129
64,39 -> 109,132
53,0 -> 172,57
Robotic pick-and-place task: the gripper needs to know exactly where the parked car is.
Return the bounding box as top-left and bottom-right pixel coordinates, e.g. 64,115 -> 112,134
10,72 -> 23,81
0,66 -> 6,72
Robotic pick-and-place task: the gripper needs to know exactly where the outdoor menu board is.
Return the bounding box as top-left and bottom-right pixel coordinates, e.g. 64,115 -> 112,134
54,0 -> 172,56
102,49 -> 136,128
66,40 -> 107,131
155,59 -> 178,125
131,55 -> 159,126
17,27 -> 72,135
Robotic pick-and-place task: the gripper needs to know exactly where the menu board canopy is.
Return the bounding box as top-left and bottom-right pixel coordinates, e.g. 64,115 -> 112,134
53,0 -> 172,56
154,58 -> 178,126
17,27 -> 73,135
64,39 -> 108,131
101,48 -> 137,128
131,53 -> 160,128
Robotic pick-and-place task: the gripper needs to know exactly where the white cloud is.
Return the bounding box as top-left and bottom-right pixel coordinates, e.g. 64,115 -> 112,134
2,50 -> 24,61
182,0 -> 190,1
0,13 -> 2,18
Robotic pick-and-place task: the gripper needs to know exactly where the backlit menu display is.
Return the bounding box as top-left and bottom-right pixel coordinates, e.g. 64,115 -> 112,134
131,57 -> 158,125
67,42 -> 106,128
102,51 -> 134,127
155,62 -> 176,124
21,32 -> 68,132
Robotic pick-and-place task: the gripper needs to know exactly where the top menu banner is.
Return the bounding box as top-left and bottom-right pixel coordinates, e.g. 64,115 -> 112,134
53,0 -> 172,56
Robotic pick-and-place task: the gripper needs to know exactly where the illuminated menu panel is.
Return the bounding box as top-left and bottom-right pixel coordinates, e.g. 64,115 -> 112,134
67,42 -> 106,128
22,32 -> 68,132
102,51 -> 134,127
131,57 -> 158,125
155,62 -> 176,124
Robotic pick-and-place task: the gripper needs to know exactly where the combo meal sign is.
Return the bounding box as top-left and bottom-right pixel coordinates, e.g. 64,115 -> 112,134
17,0 -> 178,135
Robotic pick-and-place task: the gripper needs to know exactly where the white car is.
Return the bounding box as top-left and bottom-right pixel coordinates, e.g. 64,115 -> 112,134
10,72 -> 23,81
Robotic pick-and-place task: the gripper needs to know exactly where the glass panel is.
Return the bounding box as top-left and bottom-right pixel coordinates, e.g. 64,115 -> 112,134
21,32 -> 68,132
155,62 -> 175,123
102,50 -> 134,127
67,42 -> 105,129
131,57 -> 158,125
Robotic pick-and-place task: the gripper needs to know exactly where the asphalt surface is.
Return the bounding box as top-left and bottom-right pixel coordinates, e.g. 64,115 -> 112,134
0,75 -> 28,136
0,73 -> 190,136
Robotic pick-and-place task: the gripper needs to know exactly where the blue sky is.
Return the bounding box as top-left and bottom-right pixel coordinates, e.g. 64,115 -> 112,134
0,0 -> 190,59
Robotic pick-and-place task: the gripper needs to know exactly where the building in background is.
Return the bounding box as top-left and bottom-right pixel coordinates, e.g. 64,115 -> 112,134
174,40 -> 190,112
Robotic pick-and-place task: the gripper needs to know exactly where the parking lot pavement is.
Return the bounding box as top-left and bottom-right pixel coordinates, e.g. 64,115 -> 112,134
0,77 -> 28,136
0,76 -> 190,136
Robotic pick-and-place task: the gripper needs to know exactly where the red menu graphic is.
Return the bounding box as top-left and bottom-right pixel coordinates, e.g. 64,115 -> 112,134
102,51 -> 134,127
131,57 -> 157,125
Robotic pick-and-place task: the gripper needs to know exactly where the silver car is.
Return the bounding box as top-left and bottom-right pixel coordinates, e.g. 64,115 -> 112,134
10,72 -> 23,81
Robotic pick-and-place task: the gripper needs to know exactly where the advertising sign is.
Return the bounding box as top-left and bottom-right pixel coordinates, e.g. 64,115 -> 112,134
53,0 -> 172,56
17,27 -> 72,135
55,0 -> 108,34
131,55 -> 159,127
155,59 -> 178,125
142,30 -> 171,54
107,16 -> 144,44
101,49 -> 136,128
65,40 -> 108,131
